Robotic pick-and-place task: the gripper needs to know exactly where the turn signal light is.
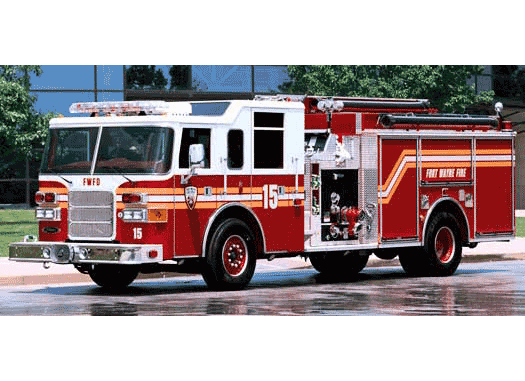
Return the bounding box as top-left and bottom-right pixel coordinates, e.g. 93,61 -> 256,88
35,192 -> 45,204
148,250 -> 158,259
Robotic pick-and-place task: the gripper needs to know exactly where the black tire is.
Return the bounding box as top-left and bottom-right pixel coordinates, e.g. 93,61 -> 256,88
309,251 -> 368,276
398,248 -> 428,276
202,218 -> 257,291
399,212 -> 462,277
88,264 -> 139,290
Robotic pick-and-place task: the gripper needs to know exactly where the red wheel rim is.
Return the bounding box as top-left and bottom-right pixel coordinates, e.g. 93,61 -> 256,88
222,235 -> 248,277
434,226 -> 455,264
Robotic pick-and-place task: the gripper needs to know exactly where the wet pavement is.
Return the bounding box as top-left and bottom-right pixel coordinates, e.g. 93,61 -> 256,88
2,259 -> 525,315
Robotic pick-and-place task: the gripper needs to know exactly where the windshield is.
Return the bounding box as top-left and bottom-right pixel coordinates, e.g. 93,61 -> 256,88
41,128 -> 98,174
41,126 -> 174,174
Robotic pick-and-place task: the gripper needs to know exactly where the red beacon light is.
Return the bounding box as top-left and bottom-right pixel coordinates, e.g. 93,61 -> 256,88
35,192 -> 45,205
122,193 -> 145,204
44,193 -> 56,203
35,192 -> 56,205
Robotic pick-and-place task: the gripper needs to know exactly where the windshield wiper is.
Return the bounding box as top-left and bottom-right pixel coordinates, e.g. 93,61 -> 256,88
46,169 -> 72,184
105,166 -> 135,185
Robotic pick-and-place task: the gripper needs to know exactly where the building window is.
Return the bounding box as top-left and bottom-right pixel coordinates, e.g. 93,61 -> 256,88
253,112 -> 284,169
227,130 -> 244,169
192,65 -> 252,92
253,66 -> 289,93
96,65 -> 124,90
493,65 -> 525,99
179,128 -> 211,168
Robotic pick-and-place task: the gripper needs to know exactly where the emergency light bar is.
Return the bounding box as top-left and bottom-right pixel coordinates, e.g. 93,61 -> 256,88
69,101 -> 192,116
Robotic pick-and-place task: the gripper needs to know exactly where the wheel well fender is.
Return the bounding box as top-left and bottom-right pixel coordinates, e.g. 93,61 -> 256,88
202,203 -> 266,258
422,198 -> 469,245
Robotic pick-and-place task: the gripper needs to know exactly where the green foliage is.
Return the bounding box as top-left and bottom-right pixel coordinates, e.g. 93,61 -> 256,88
125,65 -> 169,90
280,65 -> 494,113
0,65 -> 56,162
126,65 -> 200,91
169,65 -> 191,90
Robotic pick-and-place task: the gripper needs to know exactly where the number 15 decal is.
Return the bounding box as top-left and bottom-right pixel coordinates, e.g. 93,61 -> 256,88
262,184 -> 278,209
133,227 -> 142,240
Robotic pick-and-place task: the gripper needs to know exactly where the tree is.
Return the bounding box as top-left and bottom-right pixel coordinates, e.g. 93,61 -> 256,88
125,65 -> 168,89
0,65 -> 55,163
169,65 -> 191,90
279,65 -> 494,113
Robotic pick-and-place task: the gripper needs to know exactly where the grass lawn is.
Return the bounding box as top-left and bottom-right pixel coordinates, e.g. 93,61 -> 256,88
0,209 -> 38,257
516,217 -> 525,238
1,210 -> 524,257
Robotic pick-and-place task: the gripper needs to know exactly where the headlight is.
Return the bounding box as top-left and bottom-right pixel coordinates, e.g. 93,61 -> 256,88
35,208 -> 61,221
133,210 -> 144,220
121,209 -> 147,222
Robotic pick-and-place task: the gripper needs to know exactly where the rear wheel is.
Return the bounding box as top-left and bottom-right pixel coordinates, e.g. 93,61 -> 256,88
399,212 -> 462,276
309,251 -> 368,277
88,264 -> 139,290
202,219 -> 257,291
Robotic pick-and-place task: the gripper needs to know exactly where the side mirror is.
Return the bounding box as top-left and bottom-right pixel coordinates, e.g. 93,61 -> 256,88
189,144 -> 205,168
182,144 -> 205,184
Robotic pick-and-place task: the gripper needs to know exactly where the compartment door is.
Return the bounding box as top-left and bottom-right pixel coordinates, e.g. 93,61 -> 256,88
475,139 -> 514,234
379,138 -> 418,240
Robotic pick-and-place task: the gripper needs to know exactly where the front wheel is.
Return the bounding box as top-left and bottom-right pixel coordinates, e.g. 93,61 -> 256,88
202,219 -> 257,291
88,264 -> 139,290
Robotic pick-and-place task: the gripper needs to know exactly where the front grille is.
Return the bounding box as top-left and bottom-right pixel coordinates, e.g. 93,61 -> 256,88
69,191 -> 114,239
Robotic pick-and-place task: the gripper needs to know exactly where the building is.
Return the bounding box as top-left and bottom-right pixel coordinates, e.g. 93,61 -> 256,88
3,65 -> 525,208
1,65 -> 290,205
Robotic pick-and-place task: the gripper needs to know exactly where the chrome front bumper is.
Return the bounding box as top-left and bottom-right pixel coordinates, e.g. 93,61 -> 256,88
9,236 -> 163,265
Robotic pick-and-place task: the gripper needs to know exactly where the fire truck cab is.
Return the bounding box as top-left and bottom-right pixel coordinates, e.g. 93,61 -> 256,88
9,96 -> 515,290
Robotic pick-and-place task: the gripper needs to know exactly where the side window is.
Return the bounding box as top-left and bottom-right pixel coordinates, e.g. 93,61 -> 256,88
253,112 -> 284,169
179,128 -> 211,168
227,130 -> 244,169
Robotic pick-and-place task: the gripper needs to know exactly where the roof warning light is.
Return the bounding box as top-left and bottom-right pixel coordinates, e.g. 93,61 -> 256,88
69,101 -> 192,116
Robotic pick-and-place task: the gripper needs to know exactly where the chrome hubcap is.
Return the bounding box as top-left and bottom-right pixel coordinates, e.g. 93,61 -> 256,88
435,226 -> 455,264
222,235 -> 248,277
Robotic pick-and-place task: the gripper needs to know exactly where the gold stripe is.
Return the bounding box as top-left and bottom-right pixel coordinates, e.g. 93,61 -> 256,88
117,188 -> 175,195
421,149 -> 472,156
118,186 -> 306,196
477,161 -> 512,167
381,160 -> 512,205
381,147 -> 511,196
39,187 -> 68,194
422,162 -> 472,168
117,202 -> 175,209
476,149 -> 512,155
380,162 -> 416,205
381,149 -> 416,192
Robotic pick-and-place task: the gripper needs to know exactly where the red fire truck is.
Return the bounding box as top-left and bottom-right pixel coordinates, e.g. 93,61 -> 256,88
9,95 -> 515,290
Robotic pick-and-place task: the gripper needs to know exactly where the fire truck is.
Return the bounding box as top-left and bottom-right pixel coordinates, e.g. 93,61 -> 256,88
9,95 -> 515,290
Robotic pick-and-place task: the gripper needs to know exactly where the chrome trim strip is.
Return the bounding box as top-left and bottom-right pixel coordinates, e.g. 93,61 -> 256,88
420,181 -> 473,187
473,137 -> 477,234
304,243 -> 378,253
470,235 -> 513,243
90,125 -> 103,176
